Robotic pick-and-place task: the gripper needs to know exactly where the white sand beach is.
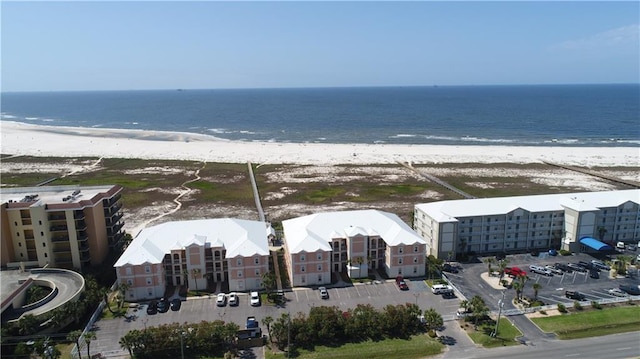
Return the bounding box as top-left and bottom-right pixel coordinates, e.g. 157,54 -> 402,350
1,121 -> 638,166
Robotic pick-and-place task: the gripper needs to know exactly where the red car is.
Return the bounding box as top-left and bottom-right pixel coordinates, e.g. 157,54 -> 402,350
504,267 -> 526,277
396,275 -> 409,290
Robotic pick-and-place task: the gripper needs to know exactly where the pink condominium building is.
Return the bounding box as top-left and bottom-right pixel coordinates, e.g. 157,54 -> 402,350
282,210 -> 427,287
114,218 -> 271,301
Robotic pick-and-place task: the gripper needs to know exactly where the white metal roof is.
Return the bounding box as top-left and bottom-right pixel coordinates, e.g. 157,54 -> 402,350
282,209 -> 426,254
114,218 -> 270,267
415,189 -> 640,220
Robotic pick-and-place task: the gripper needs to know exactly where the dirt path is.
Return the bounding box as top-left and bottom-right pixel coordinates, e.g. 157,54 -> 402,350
130,161 -> 206,236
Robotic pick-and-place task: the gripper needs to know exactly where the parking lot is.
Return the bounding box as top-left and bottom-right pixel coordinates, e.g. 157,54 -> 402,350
446,251 -> 640,311
91,278 -> 461,357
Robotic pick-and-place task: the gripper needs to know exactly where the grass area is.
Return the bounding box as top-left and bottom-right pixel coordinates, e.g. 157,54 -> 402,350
56,343 -> 74,359
265,335 -> 444,359
531,305 -> 640,339
465,318 -> 522,348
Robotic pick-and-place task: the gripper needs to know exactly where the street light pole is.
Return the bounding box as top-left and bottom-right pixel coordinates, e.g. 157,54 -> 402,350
414,293 -> 419,306
491,290 -> 506,337
180,331 -> 185,359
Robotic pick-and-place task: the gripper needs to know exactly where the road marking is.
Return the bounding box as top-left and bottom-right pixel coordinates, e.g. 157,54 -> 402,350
616,347 -> 632,351
565,353 -> 580,357
354,285 -> 361,297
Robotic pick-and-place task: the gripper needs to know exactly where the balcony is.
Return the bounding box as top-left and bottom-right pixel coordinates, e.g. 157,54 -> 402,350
79,245 -> 90,253
21,218 -> 32,226
48,214 -> 66,221
104,203 -> 123,217
75,221 -> 87,231
107,222 -> 125,236
77,233 -> 88,242
51,236 -> 70,242
106,212 -> 124,226
50,225 -> 68,232
53,245 -> 71,254
74,211 -> 85,220
80,252 -> 91,262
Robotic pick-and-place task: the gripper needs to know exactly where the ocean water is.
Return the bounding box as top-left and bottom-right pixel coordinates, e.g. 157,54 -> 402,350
1,84 -> 639,146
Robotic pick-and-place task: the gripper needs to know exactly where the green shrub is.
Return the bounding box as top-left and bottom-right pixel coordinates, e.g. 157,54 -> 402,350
574,301 -> 583,311
559,249 -> 572,256
539,310 -> 547,315
591,301 -> 602,309
428,329 -> 437,338
557,303 -> 567,313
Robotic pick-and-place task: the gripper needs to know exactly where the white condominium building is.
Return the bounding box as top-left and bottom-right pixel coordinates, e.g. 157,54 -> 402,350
414,190 -> 639,259
114,218 -> 271,301
282,209 -> 427,287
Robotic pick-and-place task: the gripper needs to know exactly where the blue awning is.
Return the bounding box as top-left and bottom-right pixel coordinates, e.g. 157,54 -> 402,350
580,237 -> 613,251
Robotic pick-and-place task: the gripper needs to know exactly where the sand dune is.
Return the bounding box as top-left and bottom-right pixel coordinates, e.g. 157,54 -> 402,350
1,121 -> 638,166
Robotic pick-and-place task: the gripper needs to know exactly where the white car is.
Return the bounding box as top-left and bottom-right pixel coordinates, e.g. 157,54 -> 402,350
216,293 -> 227,306
250,291 -> 260,306
608,288 -> 628,297
529,265 -> 553,276
228,292 -> 238,306
319,287 -> 329,299
545,265 -> 563,275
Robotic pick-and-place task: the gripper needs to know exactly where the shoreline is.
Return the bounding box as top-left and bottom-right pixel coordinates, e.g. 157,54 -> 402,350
1,120 -> 639,166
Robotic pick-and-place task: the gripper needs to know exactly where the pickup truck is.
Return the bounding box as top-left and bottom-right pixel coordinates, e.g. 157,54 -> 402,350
504,267 -> 526,277
246,316 -> 258,329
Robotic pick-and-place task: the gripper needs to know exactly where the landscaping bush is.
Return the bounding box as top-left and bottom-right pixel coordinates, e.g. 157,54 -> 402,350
591,301 -> 602,309
557,303 -> 567,313
559,249 -> 572,256
574,301 -> 583,311
539,310 -> 547,315
428,329 -> 437,338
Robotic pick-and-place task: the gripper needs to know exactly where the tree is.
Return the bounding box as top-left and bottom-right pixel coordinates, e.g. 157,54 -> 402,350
422,308 -> 443,332
262,271 -> 277,298
84,331 -> 97,359
354,256 -> 365,278
17,314 -> 40,336
497,258 -> 509,279
190,268 -> 201,293
532,283 -> 542,301
512,280 -> 523,302
262,316 -> 274,343
67,330 -> 83,359
483,257 -> 495,276
469,295 -> 489,328
117,281 -> 131,309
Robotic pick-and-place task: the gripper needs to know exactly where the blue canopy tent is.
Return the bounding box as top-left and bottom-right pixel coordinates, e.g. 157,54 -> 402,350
579,237 -> 614,251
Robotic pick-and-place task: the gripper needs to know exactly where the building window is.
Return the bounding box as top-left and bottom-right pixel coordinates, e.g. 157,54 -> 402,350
318,274 -> 322,282
413,257 -> 418,263
18,242 -> 22,247
126,267 -> 132,275
317,253 -> 322,260
14,221 -> 17,226
44,253 -> 47,258
399,246 -> 403,254
40,232 -> 44,237
237,258 -> 242,266
301,275 -> 306,283
300,254 -> 305,261
146,278 -> 152,285
173,253 -> 180,262
20,253 -> 23,257
398,258 -> 403,265
145,266 -> 151,273
413,266 -> 417,274
254,257 -> 259,265
17,232 -> 20,237
237,271 -> 243,278
301,265 -> 306,272
39,220 -> 42,225
255,269 -> 260,276
147,288 -> 153,296
398,268 -> 402,275
317,264 -> 322,271
413,245 -> 418,252
127,279 -> 133,286
42,242 -> 46,247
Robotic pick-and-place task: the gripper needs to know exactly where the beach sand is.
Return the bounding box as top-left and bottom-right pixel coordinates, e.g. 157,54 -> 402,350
2,121 -> 638,166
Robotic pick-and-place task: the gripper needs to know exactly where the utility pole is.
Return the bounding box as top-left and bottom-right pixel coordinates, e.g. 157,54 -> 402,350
491,290 -> 506,337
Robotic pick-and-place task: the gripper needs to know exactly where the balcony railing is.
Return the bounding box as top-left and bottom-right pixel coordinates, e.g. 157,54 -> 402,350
21,219 -> 32,226
48,214 -> 66,221
50,225 -> 68,232
51,236 -> 70,242
74,211 -> 85,220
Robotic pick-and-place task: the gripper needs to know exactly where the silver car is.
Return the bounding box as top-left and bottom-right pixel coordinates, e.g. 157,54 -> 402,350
608,288 -> 628,297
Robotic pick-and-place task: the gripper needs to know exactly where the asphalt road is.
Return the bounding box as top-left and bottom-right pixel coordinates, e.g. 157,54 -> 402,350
439,331 -> 640,359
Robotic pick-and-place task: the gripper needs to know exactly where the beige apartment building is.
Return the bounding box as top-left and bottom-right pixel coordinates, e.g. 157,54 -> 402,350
114,218 -> 271,301
414,189 -> 640,259
1,185 -> 125,271
282,210 -> 428,287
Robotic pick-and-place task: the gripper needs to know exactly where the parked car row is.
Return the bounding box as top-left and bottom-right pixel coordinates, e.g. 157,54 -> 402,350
147,298 -> 181,314
216,291 -> 258,307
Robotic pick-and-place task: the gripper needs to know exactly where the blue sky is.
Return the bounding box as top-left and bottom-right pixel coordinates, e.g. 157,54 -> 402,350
2,1 -> 639,91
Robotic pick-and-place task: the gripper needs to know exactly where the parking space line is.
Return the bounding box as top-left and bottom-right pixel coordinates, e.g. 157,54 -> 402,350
354,285 -> 361,297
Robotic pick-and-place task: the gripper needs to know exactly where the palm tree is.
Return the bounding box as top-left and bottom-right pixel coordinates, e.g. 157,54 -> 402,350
497,258 -> 509,279
512,281 -> 523,302
119,334 -> 134,358
84,331 -> 96,359
66,330 -> 83,359
191,268 -> 201,293
117,282 -> 131,309
354,256 -> 365,278
483,257 -> 495,276
532,283 -> 542,301
262,316 -> 274,342
422,308 -> 444,332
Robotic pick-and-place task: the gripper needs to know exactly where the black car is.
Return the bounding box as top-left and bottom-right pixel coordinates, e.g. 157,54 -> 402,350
170,298 -> 181,311
147,300 -> 158,315
565,290 -> 586,300
442,264 -> 459,273
554,263 -> 573,273
157,298 -> 169,313
589,268 -> 600,279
